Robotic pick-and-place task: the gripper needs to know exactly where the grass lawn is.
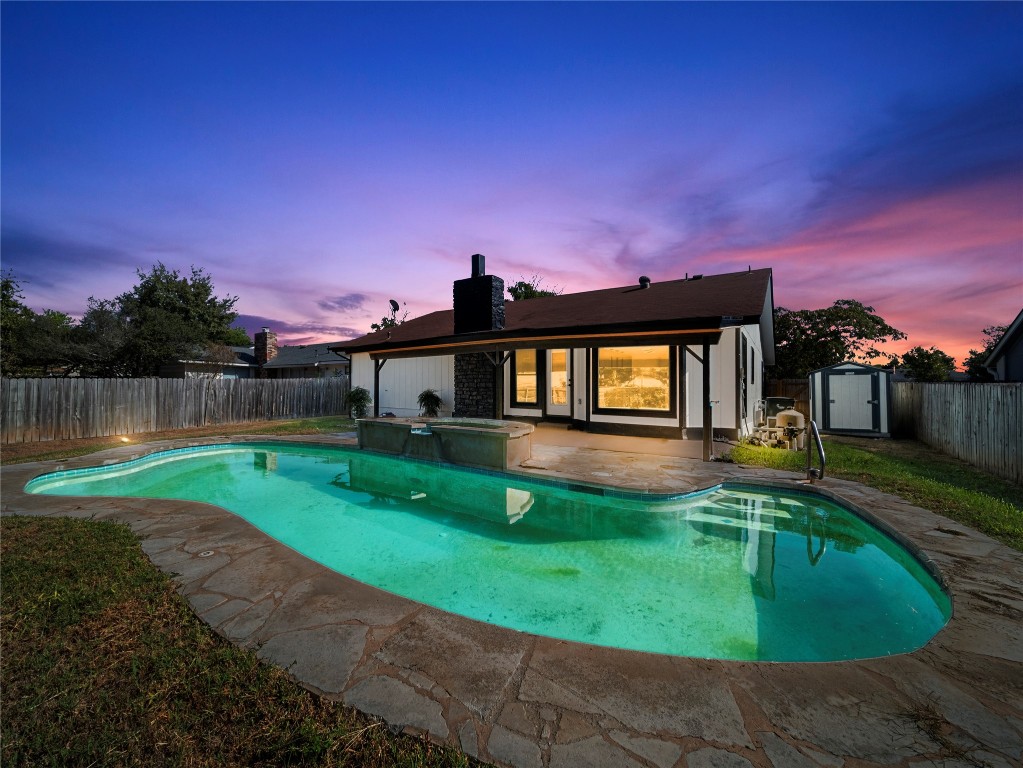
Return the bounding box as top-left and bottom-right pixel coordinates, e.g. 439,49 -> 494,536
0,515 -> 476,768
728,436 -> 1023,552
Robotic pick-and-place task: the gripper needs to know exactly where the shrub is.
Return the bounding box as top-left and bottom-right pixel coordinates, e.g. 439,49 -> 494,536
348,386 -> 372,419
417,388 -> 443,417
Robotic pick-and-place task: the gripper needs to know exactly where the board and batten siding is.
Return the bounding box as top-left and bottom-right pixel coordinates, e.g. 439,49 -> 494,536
350,353 -> 455,418
1,377 -> 350,445
891,381 -> 1022,485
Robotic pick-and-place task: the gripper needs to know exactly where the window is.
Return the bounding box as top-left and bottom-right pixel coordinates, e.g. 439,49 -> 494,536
511,350 -> 538,407
594,346 -> 675,413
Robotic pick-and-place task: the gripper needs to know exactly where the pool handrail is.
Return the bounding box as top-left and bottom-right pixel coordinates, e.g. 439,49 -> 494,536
806,419 -> 826,483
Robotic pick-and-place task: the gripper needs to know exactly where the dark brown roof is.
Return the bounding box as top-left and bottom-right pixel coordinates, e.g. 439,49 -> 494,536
333,268 -> 773,357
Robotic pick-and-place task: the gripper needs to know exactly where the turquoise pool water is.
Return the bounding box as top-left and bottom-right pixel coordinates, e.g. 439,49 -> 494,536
27,442 -> 951,662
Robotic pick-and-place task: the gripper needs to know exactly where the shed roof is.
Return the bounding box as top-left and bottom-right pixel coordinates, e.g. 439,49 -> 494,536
333,268 -> 775,360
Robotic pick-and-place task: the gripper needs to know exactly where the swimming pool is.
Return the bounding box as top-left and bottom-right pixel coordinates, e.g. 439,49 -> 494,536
26,442 -> 951,662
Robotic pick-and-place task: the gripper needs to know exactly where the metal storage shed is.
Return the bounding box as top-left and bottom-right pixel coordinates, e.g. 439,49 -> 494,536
809,362 -> 891,437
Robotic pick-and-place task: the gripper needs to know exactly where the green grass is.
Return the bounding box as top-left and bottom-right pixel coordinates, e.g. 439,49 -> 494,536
0,515 -> 477,768
728,438 -> 1023,552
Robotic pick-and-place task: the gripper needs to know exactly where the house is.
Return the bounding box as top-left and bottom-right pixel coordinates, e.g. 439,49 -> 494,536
158,329 -> 350,379
254,328 -> 350,379
333,255 -> 775,460
986,308 -> 1023,382
158,346 -> 258,379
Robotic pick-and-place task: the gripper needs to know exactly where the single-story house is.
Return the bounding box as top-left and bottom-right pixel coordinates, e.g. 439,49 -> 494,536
986,308 -> 1023,382
255,329 -> 350,378
158,346 -> 258,379
332,255 -> 776,460
159,329 -> 350,379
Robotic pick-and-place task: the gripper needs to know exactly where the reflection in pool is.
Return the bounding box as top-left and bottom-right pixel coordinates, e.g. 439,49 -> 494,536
27,443 -> 951,661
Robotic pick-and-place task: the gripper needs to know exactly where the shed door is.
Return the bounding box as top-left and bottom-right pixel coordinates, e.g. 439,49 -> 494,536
826,372 -> 878,431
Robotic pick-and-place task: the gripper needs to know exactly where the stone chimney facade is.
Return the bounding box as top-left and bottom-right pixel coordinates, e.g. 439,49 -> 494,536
254,327 -> 278,378
452,255 -> 505,417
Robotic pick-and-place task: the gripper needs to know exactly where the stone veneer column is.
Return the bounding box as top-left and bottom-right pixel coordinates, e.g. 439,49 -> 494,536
454,353 -> 498,418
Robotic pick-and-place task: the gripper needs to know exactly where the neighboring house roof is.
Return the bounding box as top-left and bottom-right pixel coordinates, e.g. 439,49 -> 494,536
986,308 -> 1023,370
262,342 -> 350,369
177,346 -> 257,367
334,268 -> 775,362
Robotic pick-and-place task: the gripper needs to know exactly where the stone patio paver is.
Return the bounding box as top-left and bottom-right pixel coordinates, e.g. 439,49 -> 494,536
3,432 -> 1022,768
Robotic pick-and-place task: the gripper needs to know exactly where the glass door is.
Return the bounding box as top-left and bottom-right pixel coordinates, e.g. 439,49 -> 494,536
546,349 -> 571,417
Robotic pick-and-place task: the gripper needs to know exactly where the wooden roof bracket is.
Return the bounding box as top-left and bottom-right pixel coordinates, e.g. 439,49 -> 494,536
484,351 -> 512,368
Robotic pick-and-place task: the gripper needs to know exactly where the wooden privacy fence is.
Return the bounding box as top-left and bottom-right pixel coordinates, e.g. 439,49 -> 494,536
1,377 -> 351,445
765,379 -> 810,418
890,381 -> 1022,485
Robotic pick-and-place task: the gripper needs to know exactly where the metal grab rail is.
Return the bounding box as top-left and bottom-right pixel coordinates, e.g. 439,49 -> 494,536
806,420 -> 826,483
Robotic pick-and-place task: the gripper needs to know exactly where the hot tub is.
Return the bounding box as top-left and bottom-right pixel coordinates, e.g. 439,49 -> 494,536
356,417 -> 534,470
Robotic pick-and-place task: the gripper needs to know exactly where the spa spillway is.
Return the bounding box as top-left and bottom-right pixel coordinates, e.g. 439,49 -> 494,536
356,417 -> 534,470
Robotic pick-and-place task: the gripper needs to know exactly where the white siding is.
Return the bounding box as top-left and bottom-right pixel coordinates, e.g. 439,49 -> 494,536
351,353 -> 455,417
684,326 -> 761,437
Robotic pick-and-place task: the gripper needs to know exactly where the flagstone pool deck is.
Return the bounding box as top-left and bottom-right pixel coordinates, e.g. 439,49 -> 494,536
2,433 -> 1021,768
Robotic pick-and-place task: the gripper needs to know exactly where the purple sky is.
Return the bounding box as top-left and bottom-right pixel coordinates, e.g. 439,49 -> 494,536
3,2 -> 1021,365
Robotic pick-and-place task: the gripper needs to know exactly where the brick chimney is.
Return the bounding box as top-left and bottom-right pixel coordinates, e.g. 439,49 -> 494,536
453,253 -> 505,334
254,327 -> 278,377
452,255 -> 505,418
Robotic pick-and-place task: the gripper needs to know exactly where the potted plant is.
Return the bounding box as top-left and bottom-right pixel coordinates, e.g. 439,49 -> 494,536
348,386 -> 372,419
417,388 -> 442,417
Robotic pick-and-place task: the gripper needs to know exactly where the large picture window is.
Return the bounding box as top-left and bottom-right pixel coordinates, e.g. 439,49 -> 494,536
511,350 -> 538,407
594,346 -> 675,414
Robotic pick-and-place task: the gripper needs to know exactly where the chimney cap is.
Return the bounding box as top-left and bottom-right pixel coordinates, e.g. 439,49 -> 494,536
261,326 -> 270,333
471,253 -> 486,278
638,275 -> 651,289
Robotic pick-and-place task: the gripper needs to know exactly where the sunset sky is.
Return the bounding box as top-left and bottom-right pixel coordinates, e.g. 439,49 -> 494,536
3,2 -> 1021,366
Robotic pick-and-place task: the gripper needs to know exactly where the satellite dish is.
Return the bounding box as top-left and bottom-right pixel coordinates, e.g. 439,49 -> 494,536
389,299 -> 400,313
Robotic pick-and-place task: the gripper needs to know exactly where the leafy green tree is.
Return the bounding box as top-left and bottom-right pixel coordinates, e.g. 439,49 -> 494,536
112,263 -> 243,376
507,274 -> 561,301
897,345 -> 956,382
773,299 -> 906,379
17,310 -> 79,375
964,325 -> 1007,381
1,271 -> 34,375
74,298 -> 130,376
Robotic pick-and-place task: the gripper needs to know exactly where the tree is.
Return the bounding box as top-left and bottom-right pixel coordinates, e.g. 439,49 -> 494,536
112,263 -> 243,376
75,297 -> 130,376
507,274 -> 561,301
370,299 -> 408,332
964,325 -> 1007,381
773,299 -> 906,379
1,271 -> 34,375
16,310 -> 79,375
898,346 -> 956,382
